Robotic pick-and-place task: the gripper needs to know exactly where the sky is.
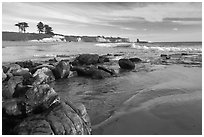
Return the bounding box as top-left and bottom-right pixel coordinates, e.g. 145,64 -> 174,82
2,2 -> 202,42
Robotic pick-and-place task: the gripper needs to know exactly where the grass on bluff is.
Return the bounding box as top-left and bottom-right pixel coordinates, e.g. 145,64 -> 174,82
2,32 -> 52,41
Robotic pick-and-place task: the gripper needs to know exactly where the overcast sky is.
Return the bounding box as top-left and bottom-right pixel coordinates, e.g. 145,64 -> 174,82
2,2 -> 202,42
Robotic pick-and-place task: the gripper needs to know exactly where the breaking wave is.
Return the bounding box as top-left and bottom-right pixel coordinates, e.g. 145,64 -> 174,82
95,43 -> 202,52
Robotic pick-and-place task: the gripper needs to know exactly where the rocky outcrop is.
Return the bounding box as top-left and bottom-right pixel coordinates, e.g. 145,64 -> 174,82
118,59 -> 135,69
2,60 -> 92,135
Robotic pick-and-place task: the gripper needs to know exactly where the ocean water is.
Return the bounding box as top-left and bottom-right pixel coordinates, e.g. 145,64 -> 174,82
2,41 -> 202,63
2,41 -> 202,134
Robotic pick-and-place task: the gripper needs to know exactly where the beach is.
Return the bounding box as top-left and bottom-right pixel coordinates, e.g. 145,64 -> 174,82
2,41 -> 202,135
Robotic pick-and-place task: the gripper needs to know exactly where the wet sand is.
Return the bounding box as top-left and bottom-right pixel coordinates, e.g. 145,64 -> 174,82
91,65 -> 202,135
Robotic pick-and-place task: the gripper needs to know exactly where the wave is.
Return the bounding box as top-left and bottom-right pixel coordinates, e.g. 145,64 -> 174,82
95,43 -> 202,52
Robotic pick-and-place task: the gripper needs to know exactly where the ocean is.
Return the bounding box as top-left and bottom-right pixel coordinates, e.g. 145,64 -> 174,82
2,41 -> 202,63
2,41 -> 202,134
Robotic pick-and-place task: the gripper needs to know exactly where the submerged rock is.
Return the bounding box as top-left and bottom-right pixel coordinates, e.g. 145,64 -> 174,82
33,67 -> 55,85
98,65 -> 116,76
98,55 -> 110,63
71,66 -> 111,79
53,61 -> 70,79
129,57 -> 142,63
118,59 -> 135,69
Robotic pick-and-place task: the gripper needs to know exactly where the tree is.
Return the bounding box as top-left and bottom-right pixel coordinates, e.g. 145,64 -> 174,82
15,22 -> 29,33
15,23 -> 21,32
44,24 -> 54,35
37,22 -> 44,33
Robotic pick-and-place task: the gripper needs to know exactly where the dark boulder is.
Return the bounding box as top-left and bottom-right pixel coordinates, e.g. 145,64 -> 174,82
7,76 -> 24,98
129,57 -> 142,63
53,61 -> 70,79
160,54 -> 170,59
71,66 -> 111,79
98,55 -> 110,63
14,102 -> 91,135
15,60 -> 42,71
98,65 -> 116,76
118,59 -> 135,69
24,84 -> 60,114
33,67 -> 55,85
13,84 -> 32,98
73,54 -> 99,65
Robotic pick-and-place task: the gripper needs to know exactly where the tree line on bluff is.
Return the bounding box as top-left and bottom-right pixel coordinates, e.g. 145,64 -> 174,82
15,22 -> 54,35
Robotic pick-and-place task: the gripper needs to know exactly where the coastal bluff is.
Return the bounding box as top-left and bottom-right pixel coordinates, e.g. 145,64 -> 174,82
2,32 -> 130,43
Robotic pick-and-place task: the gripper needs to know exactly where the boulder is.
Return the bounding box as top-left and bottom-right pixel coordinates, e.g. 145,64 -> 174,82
98,55 -> 110,63
2,99 -> 24,116
71,66 -> 111,79
15,60 -> 42,71
2,71 -> 7,82
14,102 -> 91,135
98,65 -> 116,76
12,68 -> 32,77
32,64 -> 56,74
13,84 -> 32,98
53,61 -> 70,79
118,59 -> 135,69
24,84 -> 60,114
129,57 -> 142,63
73,54 -> 99,65
7,76 -> 24,98
33,67 -> 55,85
6,64 -> 21,74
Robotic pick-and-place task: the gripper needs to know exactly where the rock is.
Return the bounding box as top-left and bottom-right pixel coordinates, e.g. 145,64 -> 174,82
118,59 -> 135,69
7,64 -> 21,74
24,84 -> 60,114
129,57 -> 142,63
33,67 -> 55,85
53,61 -> 70,79
98,55 -> 110,63
7,76 -> 24,98
73,54 -> 99,65
160,54 -> 170,59
14,102 -> 91,135
2,71 -> 7,82
12,68 -> 31,77
98,65 -> 116,76
15,60 -> 42,71
13,84 -> 32,98
32,64 -> 56,74
71,66 -> 111,79
2,99 -> 24,116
